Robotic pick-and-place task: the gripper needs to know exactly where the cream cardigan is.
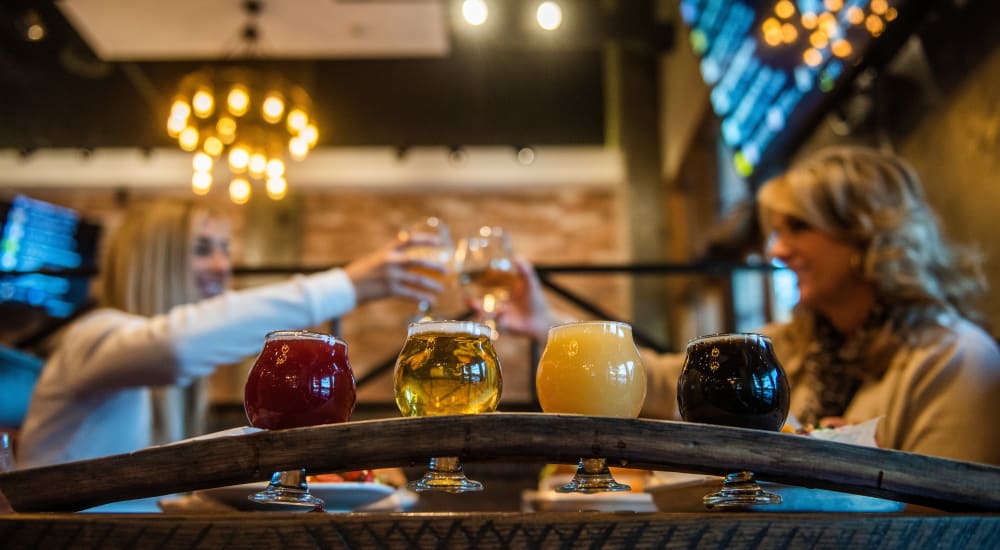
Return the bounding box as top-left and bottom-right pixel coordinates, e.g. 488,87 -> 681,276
640,315 -> 1000,466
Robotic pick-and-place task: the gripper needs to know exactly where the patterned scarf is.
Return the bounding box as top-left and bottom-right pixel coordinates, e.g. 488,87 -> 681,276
798,303 -> 889,427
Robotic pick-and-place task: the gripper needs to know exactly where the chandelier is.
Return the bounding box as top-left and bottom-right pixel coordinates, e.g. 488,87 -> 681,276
164,2 -> 317,204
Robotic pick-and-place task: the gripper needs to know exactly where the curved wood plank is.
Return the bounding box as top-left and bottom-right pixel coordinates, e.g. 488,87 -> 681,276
1,414 -> 998,512
1,512 -> 999,549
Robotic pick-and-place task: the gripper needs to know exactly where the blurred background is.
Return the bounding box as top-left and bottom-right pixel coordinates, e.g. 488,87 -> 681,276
1,0 -> 997,428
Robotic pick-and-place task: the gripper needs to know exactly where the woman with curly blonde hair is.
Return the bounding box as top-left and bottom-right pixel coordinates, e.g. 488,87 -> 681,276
502,146 -> 1000,465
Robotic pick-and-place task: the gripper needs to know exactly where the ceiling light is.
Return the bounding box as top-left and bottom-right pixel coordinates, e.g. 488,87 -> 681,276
462,0 -> 489,26
536,2 -> 562,31
167,67 -> 316,202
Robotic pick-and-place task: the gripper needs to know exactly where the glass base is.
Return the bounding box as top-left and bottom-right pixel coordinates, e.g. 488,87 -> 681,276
248,469 -> 325,512
555,458 -> 632,494
408,456 -> 483,493
703,471 -> 782,509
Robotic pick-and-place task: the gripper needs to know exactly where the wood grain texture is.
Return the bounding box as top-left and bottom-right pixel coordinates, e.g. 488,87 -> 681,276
1,512 -> 998,549
1,414 -> 998,512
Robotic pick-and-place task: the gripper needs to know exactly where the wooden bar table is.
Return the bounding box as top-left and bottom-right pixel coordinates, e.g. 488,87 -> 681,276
1,414 -> 998,548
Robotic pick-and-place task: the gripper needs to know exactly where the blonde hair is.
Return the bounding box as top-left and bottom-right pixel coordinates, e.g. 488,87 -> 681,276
758,145 -> 988,329
100,200 -> 224,315
98,199 -> 228,442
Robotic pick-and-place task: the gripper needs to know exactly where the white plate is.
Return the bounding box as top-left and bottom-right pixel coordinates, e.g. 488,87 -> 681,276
646,472 -> 906,513
522,489 -> 658,513
196,481 -> 397,512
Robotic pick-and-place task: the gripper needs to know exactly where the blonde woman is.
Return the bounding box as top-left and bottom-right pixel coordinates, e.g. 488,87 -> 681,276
504,146 -> 1000,465
18,199 -> 447,468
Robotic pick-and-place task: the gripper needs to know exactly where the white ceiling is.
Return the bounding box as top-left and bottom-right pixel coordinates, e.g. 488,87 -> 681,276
56,0 -> 451,60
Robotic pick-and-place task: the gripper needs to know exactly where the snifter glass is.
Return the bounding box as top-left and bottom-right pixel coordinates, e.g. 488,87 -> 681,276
244,330 -> 356,510
454,226 -> 518,338
399,216 -> 454,322
393,320 -> 503,492
535,321 -> 646,493
677,332 -> 790,509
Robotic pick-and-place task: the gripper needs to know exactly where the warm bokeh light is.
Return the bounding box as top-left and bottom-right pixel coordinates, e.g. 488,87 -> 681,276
803,48 -> 823,67
192,172 -> 212,195
203,136 -> 224,157
762,17 -> 782,46
261,94 -> 285,124
871,0 -> 888,15
831,39 -> 852,58
886,7 -> 898,21
809,30 -> 829,49
179,127 -> 199,151
166,116 -> 186,138
866,14 -> 885,35
781,23 -> 798,44
846,6 -> 865,25
266,177 -> 288,200
266,158 -> 286,178
823,0 -> 843,12
801,12 -> 818,29
462,0 -> 488,26
289,137 -> 309,160
192,89 -> 214,118
170,99 -> 191,120
248,152 -> 267,177
192,152 -> 213,172
228,145 -> 250,172
229,178 -> 251,205
300,124 -> 318,147
536,1 -> 562,31
226,85 -> 250,117
775,0 -> 795,19
287,109 -> 308,133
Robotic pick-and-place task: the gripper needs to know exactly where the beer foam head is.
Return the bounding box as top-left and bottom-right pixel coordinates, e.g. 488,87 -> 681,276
408,320 -> 492,338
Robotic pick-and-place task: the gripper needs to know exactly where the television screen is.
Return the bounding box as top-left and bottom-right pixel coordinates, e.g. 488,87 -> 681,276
679,0 -> 919,181
0,195 -> 101,318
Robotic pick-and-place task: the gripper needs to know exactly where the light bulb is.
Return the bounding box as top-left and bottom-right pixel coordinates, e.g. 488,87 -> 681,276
192,172 -> 212,195
287,109 -> 308,133
228,146 -> 250,172
462,0 -> 488,26
536,1 -> 562,31
179,127 -> 199,151
262,94 -> 285,124
300,124 -> 318,147
248,152 -> 267,177
289,137 -> 309,160
227,85 -> 250,117
203,136 -> 224,157
192,88 -> 214,118
266,176 -> 287,200
229,178 -> 251,205
192,152 -> 213,172
266,158 -> 285,178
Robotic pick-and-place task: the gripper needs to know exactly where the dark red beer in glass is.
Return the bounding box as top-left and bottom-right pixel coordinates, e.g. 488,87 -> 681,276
245,331 -> 356,430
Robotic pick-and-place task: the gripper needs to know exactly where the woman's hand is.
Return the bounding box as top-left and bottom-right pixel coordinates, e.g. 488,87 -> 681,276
344,235 -> 448,306
488,257 -> 560,344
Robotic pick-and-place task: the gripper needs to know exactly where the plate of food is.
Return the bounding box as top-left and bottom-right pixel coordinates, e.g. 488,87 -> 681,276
195,469 -> 413,512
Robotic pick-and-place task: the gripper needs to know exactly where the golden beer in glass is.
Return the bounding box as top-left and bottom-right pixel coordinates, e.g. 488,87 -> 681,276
394,320 -> 502,492
536,320 -> 646,492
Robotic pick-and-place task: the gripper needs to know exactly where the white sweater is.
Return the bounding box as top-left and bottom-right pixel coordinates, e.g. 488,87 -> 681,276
18,269 -> 357,468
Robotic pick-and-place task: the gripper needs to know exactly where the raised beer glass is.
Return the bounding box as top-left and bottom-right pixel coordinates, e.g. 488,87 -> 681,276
244,331 -> 357,510
393,320 -> 503,492
677,332 -> 790,509
454,226 -> 518,338
535,321 -> 646,493
399,216 -> 454,322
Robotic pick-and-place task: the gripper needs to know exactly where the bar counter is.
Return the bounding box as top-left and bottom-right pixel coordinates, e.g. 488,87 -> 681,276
1,414 -> 998,548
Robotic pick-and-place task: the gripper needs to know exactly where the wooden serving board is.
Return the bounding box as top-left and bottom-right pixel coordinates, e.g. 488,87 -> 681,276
1,414 -> 997,513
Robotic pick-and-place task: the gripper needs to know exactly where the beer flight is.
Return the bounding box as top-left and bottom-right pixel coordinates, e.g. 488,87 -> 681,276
240,222 -> 790,509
